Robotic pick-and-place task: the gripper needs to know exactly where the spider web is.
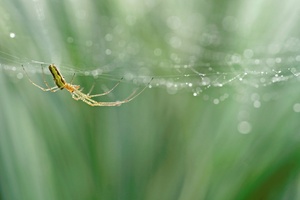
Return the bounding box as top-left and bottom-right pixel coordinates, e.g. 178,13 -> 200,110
1,41 -> 300,99
1,0 -> 300,105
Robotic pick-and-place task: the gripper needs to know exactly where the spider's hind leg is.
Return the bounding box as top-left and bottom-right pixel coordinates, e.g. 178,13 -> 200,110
88,77 -> 123,98
118,77 -> 154,103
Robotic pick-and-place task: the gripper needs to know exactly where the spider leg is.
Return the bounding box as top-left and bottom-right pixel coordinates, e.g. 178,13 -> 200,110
71,92 -> 82,101
119,77 -> 154,103
82,97 -> 101,106
41,65 -> 56,91
85,77 -> 153,106
72,90 -> 102,105
86,100 -> 122,107
87,83 -> 95,95
69,73 -> 76,84
70,77 -> 153,106
70,89 -> 119,106
83,98 -> 123,106
87,77 -> 123,97
22,65 -> 59,92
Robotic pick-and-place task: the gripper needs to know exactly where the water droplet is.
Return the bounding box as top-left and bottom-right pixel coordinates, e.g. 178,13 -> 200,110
67,37 -> 74,43
231,54 -> 241,63
220,93 -> 229,101
201,77 -> 210,85
124,73 -> 133,81
243,49 -> 253,59
92,70 -> 99,77
253,100 -> 261,108
213,99 -> 219,104
293,103 -> 300,112
266,58 -> 275,67
126,15 -> 136,26
251,93 -> 260,101
238,121 -> 252,134
9,32 -> 16,38
17,73 -> 23,79
167,16 -> 181,30
105,49 -> 112,55
169,36 -> 182,48
254,59 -> 260,64
203,95 -> 209,101
86,40 -> 93,47
167,86 -> 178,94
154,48 -> 162,56
105,34 -> 113,41
237,110 -> 249,121
275,57 -> 281,63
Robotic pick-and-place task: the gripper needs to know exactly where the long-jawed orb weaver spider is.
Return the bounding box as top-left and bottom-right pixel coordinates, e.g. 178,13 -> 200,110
22,64 -> 152,106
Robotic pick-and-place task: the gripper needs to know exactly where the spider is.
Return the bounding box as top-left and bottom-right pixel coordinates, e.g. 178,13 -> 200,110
22,64 -> 152,106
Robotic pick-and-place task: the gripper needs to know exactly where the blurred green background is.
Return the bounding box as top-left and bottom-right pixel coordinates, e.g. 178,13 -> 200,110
1,0 -> 300,199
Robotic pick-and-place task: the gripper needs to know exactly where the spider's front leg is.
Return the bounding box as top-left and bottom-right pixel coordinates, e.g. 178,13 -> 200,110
22,65 -> 60,92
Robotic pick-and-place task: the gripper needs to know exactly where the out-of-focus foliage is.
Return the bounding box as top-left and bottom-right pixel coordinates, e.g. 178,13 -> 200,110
1,0 -> 300,200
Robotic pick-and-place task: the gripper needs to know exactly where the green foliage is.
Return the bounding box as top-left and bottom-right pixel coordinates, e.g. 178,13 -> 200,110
1,0 -> 300,200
